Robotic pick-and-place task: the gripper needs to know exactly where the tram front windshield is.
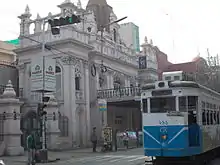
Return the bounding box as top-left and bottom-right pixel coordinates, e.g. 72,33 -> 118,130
150,97 -> 176,113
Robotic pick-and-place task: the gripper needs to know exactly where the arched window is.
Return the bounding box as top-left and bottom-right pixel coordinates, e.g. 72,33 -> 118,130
113,29 -> 117,42
56,66 -> 62,99
75,67 -> 81,90
75,76 -> 80,90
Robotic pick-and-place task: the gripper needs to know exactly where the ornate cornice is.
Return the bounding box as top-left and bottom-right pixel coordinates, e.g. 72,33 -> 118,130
61,55 -> 78,65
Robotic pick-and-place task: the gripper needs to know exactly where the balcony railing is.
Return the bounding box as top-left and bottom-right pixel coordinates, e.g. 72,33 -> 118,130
97,86 -> 141,100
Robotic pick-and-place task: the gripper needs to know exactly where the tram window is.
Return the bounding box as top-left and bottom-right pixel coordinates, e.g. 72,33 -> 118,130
165,76 -> 171,80
214,104 -> 216,110
207,111 -> 210,125
150,97 -> 175,113
217,112 -> 220,124
214,111 -> 217,124
202,101 -> 205,109
202,110 -> 206,125
179,96 -> 187,111
174,76 -> 180,80
210,111 -> 213,125
206,103 -> 210,109
142,99 -> 148,113
188,96 -> 198,111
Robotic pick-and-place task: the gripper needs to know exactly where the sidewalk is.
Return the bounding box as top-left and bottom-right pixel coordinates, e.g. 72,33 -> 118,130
0,147 -> 102,163
1,146 -> 139,163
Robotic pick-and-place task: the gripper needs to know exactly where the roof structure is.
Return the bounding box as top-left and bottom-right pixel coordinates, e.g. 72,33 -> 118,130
87,0 -> 108,7
5,39 -> 19,45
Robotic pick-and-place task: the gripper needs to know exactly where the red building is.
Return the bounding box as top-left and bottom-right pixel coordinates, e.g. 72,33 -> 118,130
154,47 -> 208,81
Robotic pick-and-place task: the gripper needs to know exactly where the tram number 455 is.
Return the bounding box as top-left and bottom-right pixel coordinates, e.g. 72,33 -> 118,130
159,120 -> 168,125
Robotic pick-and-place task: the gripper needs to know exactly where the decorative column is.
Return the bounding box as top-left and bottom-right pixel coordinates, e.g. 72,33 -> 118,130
18,5 -> 32,47
79,60 -> 85,98
18,64 -> 25,97
84,63 -> 91,146
0,80 -> 24,156
106,71 -> 114,89
96,72 -> 100,90
18,5 -> 32,36
44,94 -> 60,150
61,56 -> 77,146
34,13 -> 42,33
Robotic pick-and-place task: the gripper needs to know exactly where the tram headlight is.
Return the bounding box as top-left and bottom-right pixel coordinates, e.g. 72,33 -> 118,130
161,135 -> 167,140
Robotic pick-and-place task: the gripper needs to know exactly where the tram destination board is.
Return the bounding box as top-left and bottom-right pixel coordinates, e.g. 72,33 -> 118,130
152,90 -> 172,96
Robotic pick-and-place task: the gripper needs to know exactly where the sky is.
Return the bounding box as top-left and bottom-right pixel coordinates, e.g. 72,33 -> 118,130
0,0 -> 220,63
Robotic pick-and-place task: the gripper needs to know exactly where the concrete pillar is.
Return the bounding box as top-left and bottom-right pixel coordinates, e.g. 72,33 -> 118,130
44,94 -> 60,150
0,80 -> 24,156
85,66 -> 91,145
107,74 -> 110,89
63,64 -> 76,145
109,72 -> 114,89
96,73 -> 100,90
80,60 -> 85,98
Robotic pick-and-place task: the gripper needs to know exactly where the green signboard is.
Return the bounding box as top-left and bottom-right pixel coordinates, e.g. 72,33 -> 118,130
5,39 -> 20,45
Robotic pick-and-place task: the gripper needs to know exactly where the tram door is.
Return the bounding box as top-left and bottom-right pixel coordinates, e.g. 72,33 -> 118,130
187,96 -> 199,147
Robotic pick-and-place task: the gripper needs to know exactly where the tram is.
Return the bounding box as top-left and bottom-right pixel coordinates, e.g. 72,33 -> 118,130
141,80 -> 220,164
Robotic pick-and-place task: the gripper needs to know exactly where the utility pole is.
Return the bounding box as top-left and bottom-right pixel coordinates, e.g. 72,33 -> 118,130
39,19 -> 48,161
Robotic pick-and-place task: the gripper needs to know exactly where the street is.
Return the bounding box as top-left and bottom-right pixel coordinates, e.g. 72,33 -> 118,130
2,147 -> 220,165
2,148 -> 148,165
210,158 -> 220,165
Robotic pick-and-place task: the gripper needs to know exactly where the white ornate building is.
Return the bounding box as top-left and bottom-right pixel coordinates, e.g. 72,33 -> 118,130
15,0 -> 158,148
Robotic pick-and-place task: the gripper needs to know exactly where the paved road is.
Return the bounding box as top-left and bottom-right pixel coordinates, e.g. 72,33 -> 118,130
210,158 -> 220,165
3,148 -> 149,165
49,154 -> 147,165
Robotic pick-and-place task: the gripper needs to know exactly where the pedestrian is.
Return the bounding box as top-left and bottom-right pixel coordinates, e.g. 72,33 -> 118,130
123,129 -> 129,149
91,127 -> 97,152
114,129 -> 118,151
135,128 -> 139,148
27,132 -> 35,165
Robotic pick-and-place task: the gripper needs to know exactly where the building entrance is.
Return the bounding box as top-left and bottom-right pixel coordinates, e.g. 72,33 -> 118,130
107,101 -> 141,132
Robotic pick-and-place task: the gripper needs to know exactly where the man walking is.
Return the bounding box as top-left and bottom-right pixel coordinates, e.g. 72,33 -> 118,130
114,129 -> 118,151
27,132 -> 35,165
135,128 -> 139,148
91,127 -> 97,152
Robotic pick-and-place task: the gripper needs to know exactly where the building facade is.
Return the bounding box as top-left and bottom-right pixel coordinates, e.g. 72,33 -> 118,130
14,0 -> 158,148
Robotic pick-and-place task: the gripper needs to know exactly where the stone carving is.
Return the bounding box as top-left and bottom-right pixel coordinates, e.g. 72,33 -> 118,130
144,36 -> 148,43
34,13 -> 42,33
150,39 -> 153,45
2,80 -> 16,98
61,56 -> 77,65
75,65 -> 81,77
